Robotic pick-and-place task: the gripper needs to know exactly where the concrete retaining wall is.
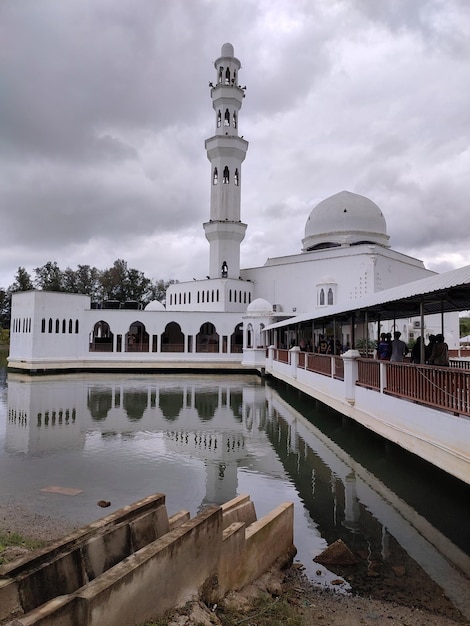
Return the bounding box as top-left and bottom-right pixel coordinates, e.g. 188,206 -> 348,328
1,493 -> 294,626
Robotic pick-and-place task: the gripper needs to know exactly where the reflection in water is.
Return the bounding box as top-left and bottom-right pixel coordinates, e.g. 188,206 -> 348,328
0,372 -> 469,619
123,390 -> 148,421
195,390 -> 218,421
87,388 -> 112,421
159,389 -> 184,421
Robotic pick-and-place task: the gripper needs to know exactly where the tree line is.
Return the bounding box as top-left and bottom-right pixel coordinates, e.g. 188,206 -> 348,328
0,259 -> 176,329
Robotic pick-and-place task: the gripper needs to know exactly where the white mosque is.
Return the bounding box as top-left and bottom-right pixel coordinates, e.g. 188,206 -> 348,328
8,43 -> 457,373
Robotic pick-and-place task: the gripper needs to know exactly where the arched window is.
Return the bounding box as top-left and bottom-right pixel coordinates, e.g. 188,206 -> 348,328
234,290 -> 237,303
223,166 -> 229,184
229,289 -> 232,302
75,320 -> 79,334
320,289 -> 325,306
216,289 -> 219,301
202,291 -> 205,303
234,169 -> 239,186
161,322 -> 184,353
55,319 -> 60,333
90,321 -> 113,352
188,293 -> 191,304
232,111 -> 237,128
48,318 -> 53,333
225,67 -> 230,84
196,322 -> 219,353
328,288 -> 334,305
213,167 -> 218,185
41,318 -> 46,333
178,293 -> 181,305
224,109 -> 230,126
244,292 -> 247,304
69,319 -> 73,333
217,110 -> 221,127
197,291 -> 200,303
218,66 -> 223,83
125,321 -> 148,352
62,319 -> 66,333
212,290 -> 214,302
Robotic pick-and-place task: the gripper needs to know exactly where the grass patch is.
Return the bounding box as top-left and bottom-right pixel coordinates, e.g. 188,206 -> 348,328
216,594 -> 303,625
143,594 -> 303,626
0,531 -> 44,564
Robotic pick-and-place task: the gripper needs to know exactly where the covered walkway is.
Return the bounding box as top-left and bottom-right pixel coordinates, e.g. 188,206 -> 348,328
263,265 -> 470,485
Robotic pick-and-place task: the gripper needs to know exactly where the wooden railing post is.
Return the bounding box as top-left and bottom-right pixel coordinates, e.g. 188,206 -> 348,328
342,349 -> 361,405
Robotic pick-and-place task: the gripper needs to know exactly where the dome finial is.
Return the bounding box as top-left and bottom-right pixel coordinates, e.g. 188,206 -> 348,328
221,42 -> 234,57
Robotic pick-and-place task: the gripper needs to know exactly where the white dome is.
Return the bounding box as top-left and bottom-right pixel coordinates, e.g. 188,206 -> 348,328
144,300 -> 165,311
246,298 -> 273,314
302,190 -> 389,251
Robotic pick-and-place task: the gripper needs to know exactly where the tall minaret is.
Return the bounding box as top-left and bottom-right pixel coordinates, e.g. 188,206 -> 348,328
203,43 -> 249,279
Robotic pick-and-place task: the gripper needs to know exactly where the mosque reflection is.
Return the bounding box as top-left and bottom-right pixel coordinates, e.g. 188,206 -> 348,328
4,374 -> 470,618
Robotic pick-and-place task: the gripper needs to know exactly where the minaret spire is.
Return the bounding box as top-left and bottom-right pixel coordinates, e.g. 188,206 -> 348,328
203,43 -> 249,279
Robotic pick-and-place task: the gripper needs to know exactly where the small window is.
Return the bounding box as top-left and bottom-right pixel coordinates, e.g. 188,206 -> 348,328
41,318 -> 46,333
234,169 -> 239,186
328,288 -> 333,305
218,67 -> 223,83
213,167 -> 218,185
75,320 -> 79,334
48,318 -> 53,333
232,111 -> 237,128
320,289 -> 325,306
224,109 -> 230,126
223,166 -> 229,184
55,319 -> 60,333
217,110 -> 221,128
225,67 -> 230,84
62,319 -> 66,333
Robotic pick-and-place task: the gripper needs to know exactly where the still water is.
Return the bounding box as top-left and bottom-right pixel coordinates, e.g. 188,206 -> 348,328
0,365 -> 469,618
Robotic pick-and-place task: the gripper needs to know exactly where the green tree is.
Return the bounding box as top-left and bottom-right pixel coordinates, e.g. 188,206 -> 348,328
98,259 -> 130,302
146,279 -> 177,305
9,267 -> 33,292
0,288 -> 9,329
460,317 -> 470,338
34,262 -> 64,291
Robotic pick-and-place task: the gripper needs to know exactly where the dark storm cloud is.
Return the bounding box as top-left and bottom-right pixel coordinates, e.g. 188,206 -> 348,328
0,0 -> 469,286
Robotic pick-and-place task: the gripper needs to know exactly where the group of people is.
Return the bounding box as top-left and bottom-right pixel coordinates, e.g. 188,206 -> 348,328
296,336 -> 346,355
377,331 -> 449,366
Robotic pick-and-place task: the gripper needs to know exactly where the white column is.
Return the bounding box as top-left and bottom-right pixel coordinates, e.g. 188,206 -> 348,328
341,349 -> 360,405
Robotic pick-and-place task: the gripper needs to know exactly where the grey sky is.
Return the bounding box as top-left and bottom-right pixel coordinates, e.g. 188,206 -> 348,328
1,0 -> 469,288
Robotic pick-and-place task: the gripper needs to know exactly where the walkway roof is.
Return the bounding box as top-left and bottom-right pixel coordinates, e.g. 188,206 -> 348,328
265,264 -> 470,331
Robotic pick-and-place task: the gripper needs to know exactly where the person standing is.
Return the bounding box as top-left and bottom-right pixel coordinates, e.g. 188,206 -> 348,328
429,333 -> 449,366
377,333 -> 391,360
411,336 -> 425,363
390,331 -> 407,362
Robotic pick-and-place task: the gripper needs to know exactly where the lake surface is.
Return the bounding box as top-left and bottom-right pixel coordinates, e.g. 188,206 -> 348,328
0,364 -> 469,618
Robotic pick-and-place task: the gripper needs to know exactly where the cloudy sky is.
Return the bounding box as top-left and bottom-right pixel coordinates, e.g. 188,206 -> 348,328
1,0 -> 469,289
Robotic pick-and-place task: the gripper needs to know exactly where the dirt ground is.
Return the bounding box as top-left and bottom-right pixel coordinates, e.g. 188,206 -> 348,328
0,503 -> 468,626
